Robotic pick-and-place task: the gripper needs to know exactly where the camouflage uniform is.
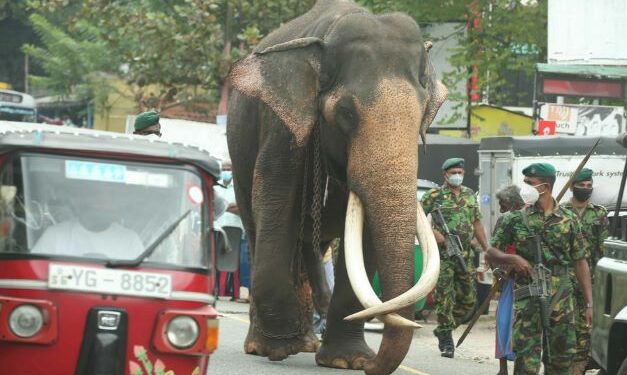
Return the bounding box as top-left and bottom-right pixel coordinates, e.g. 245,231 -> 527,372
491,202 -> 589,375
561,201 -> 609,365
421,184 -> 480,335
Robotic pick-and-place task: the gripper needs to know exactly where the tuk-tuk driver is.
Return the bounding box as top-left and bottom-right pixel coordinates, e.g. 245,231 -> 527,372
32,182 -> 144,259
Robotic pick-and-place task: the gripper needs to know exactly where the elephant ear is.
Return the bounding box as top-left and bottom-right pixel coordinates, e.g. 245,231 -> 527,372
228,37 -> 323,148
419,41 -> 448,143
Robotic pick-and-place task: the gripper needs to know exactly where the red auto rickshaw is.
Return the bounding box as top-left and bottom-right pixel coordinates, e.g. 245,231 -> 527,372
0,122 -> 221,375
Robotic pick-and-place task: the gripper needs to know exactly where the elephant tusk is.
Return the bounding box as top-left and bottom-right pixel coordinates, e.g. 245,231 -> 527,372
344,199 -> 440,322
343,191 -> 422,329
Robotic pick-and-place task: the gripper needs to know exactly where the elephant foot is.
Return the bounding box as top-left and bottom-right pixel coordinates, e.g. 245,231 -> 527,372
315,338 -> 375,370
244,329 -> 320,361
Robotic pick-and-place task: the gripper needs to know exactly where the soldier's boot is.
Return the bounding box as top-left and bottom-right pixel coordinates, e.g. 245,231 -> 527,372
434,330 -> 454,358
569,360 -> 587,375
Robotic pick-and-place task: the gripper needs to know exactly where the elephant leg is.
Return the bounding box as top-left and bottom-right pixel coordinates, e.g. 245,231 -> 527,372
242,136 -> 320,360
316,237 -> 376,370
243,217 -> 321,360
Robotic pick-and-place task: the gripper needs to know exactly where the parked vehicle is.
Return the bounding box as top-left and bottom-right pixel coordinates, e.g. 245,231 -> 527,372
0,90 -> 37,123
0,122 -> 222,375
591,133 -> 627,375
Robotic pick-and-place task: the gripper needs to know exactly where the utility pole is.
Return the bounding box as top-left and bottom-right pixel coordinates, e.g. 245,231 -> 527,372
24,54 -> 29,93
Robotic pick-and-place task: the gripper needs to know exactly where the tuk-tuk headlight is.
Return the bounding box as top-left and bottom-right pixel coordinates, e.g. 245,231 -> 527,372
166,316 -> 199,349
9,304 -> 44,338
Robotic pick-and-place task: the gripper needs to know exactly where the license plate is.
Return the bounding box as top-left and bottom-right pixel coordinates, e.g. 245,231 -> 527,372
48,264 -> 172,299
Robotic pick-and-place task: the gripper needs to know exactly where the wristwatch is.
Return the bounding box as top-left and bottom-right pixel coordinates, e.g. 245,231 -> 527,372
586,302 -> 593,309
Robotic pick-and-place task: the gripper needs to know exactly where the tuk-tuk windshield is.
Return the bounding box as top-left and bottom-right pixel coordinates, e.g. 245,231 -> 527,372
0,153 -> 208,268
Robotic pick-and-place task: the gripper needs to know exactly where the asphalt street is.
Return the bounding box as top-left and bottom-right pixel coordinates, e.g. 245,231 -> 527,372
209,299 -> 507,375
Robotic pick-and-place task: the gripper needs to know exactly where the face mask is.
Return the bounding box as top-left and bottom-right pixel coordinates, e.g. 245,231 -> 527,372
221,170 -> 233,185
572,187 -> 593,202
520,183 -> 545,205
520,184 -> 539,205
447,173 -> 464,187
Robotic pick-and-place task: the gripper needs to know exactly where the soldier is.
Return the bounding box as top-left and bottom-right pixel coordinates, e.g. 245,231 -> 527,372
133,110 -> 162,137
421,157 -> 491,358
487,163 -> 593,375
561,168 -> 609,375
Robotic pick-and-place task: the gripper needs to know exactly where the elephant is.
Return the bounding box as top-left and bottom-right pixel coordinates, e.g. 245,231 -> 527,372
226,1 -> 447,375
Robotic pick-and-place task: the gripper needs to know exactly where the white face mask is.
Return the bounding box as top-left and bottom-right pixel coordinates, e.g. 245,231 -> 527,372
520,183 -> 545,205
447,173 -> 464,187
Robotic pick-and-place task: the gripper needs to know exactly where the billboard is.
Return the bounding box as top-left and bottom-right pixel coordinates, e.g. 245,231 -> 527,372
539,103 -> 625,136
548,0 -> 627,65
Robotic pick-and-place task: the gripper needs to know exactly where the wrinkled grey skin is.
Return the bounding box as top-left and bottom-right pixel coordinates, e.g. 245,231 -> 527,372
226,1 -> 447,375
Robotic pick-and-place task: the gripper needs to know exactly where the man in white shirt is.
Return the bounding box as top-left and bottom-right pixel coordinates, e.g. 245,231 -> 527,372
32,219 -> 144,259
32,182 -> 144,260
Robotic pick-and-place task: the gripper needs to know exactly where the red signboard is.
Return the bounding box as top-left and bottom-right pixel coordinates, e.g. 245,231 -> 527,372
538,120 -> 556,136
543,78 -> 623,98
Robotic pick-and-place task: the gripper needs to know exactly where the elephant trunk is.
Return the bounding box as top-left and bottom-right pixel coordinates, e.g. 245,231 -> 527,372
343,78 -> 435,375
358,164 -> 417,375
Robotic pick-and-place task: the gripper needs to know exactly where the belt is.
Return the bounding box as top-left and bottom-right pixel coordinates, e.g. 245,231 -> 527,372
514,266 -> 571,302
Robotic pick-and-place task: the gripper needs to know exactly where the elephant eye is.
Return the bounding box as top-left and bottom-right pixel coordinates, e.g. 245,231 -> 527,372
320,72 -> 334,92
335,101 -> 358,134
339,107 -> 354,122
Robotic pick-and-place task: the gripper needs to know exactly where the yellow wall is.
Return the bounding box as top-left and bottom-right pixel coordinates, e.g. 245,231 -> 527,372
439,129 -> 467,138
469,105 -> 533,140
93,79 -> 137,133
438,106 -> 533,140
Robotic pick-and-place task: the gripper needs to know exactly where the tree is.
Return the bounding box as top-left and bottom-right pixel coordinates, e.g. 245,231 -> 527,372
21,12 -> 121,120
22,0 -> 545,118
0,1 -> 40,92
25,0 -> 313,111
358,0 -> 547,110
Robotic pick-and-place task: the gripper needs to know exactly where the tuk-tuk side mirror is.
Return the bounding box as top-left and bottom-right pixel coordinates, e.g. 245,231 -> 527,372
213,226 -> 241,273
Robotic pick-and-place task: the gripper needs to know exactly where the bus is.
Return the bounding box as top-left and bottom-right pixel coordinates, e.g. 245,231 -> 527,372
0,89 -> 37,122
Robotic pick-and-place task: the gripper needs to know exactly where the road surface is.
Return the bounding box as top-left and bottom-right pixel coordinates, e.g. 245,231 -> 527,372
209,299 -> 506,375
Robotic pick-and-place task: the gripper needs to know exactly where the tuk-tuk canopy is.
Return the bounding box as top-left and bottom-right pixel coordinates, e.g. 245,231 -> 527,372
0,121 -> 221,179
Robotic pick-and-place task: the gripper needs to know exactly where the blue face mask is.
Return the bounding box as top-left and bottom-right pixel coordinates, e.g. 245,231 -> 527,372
221,170 -> 233,185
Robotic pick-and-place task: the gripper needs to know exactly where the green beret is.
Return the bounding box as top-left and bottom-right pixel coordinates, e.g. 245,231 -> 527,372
573,168 -> 593,182
522,163 -> 556,178
134,111 -> 160,131
442,158 -> 465,171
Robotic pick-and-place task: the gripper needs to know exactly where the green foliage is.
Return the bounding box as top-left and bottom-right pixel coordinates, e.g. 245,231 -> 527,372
0,0 -> 27,21
21,0 -> 545,113
22,13 -> 117,113
23,0 -> 313,108
358,0 -> 547,108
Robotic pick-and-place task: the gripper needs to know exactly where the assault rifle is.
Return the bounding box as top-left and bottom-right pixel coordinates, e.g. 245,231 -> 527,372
432,207 -> 468,273
515,235 -> 552,362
